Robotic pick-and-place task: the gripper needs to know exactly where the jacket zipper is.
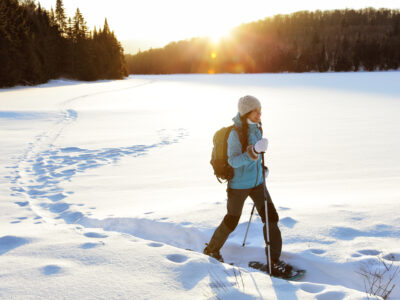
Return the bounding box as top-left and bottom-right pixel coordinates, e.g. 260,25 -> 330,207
254,128 -> 261,188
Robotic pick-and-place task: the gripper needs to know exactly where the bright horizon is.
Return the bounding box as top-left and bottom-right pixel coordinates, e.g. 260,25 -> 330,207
37,0 -> 400,54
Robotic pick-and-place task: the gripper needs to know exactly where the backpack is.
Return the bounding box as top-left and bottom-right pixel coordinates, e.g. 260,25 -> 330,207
210,125 -> 242,183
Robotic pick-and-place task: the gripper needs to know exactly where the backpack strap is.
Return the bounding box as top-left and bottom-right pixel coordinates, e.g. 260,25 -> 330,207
223,125 -> 235,159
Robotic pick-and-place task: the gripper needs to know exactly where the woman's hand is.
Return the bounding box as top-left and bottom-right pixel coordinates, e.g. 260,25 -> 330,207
254,138 -> 268,153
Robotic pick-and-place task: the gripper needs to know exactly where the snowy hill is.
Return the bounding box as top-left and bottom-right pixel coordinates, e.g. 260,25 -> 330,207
1,73 -> 400,299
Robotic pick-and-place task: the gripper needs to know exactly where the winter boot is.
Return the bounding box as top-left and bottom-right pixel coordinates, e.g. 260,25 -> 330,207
203,245 -> 224,262
270,260 -> 294,278
203,220 -> 232,263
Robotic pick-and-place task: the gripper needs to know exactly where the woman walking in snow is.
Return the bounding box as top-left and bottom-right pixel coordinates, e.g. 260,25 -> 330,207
204,95 -> 292,278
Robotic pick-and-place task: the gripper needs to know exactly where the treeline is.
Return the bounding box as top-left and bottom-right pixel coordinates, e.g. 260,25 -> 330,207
125,8 -> 400,74
0,0 -> 127,88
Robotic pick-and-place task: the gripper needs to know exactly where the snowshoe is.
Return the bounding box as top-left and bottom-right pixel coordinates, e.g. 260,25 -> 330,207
248,260 -> 306,281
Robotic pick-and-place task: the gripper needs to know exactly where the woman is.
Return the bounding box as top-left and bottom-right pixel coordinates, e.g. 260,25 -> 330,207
203,95 -> 292,278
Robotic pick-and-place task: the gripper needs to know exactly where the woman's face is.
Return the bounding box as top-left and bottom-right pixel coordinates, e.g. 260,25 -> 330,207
248,107 -> 262,123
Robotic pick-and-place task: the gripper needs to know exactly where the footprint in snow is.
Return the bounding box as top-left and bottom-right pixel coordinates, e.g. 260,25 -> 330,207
279,206 -> 291,211
148,242 -> 164,248
7,128 -> 188,231
383,253 -> 400,261
279,217 -> 298,228
42,265 -> 62,275
41,202 -> 70,213
358,249 -> 381,256
0,235 -> 29,255
300,283 -> 325,293
84,232 -> 108,238
310,249 -> 326,255
330,224 -> 397,240
180,222 -> 192,226
316,291 -> 345,300
80,242 -> 105,249
166,254 -> 188,263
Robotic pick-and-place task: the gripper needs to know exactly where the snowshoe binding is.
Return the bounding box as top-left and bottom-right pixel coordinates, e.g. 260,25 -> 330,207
248,260 -> 305,281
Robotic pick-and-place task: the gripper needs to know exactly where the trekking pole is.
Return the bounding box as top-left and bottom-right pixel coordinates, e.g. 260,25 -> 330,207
261,152 -> 272,276
242,165 -> 269,247
242,204 -> 255,247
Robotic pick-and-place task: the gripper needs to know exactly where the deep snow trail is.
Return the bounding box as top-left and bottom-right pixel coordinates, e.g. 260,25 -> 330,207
6,79 -> 211,260
7,79 -> 188,226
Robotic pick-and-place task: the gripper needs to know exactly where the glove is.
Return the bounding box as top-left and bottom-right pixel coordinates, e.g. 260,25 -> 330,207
254,138 -> 268,154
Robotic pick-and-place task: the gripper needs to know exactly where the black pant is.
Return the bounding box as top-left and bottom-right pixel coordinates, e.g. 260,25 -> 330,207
223,183 -> 282,262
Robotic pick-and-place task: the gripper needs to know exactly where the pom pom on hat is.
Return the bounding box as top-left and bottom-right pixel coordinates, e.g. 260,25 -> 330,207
238,95 -> 261,116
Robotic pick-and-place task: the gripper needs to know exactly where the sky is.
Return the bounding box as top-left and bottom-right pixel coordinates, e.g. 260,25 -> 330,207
37,0 -> 400,54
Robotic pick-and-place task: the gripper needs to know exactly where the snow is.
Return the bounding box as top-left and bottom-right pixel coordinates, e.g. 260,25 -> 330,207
1,72 -> 400,299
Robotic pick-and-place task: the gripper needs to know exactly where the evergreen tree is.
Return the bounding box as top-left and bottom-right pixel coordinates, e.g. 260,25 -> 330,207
55,0 -> 67,34
125,8 -> 400,74
73,8 -> 87,41
49,7 -> 56,27
0,0 -> 127,87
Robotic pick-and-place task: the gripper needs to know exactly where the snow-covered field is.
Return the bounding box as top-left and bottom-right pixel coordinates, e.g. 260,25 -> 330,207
1,72 -> 400,299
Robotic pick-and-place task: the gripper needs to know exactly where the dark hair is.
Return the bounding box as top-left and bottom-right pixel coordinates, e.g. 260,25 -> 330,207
239,112 -> 263,153
239,113 -> 251,152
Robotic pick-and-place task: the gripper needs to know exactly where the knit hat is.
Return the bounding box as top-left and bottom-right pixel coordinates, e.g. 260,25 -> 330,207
238,95 -> 261,116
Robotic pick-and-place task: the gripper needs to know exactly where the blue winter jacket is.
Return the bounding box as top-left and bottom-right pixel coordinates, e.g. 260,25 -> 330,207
227,112 -> 264,189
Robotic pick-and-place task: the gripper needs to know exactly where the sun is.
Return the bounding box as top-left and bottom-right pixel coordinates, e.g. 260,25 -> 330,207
207,27 -> 233,45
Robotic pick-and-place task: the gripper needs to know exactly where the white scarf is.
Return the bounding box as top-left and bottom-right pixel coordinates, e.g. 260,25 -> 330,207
247,118 -> 258,125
